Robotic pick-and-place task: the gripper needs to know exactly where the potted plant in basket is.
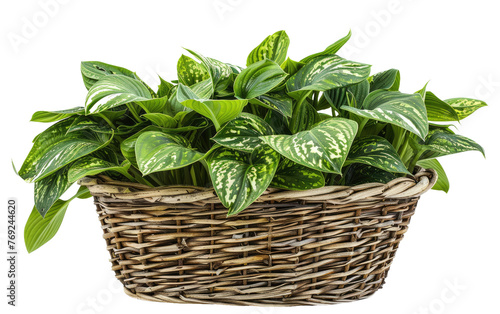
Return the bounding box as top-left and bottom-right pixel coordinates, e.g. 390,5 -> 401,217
17,30 -> 486,305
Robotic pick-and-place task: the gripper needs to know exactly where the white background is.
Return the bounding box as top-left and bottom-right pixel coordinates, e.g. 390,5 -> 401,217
1,0 -> 499,313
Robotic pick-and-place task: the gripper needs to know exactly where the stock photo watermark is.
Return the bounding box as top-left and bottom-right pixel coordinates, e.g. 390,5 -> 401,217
473,74 -> 500,100
213,0 -> 244,21
412,278 -> 467,314
7,0 -> 72,53
76,278 -> 123,314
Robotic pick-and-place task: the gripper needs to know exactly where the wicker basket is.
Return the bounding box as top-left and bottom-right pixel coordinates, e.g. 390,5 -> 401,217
79,167 -> 436,306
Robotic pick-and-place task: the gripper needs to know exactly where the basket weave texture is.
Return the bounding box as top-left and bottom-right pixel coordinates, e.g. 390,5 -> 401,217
80,168 -> 436,306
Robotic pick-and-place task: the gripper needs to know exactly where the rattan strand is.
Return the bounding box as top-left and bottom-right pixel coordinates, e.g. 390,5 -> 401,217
80,168 -> 437,306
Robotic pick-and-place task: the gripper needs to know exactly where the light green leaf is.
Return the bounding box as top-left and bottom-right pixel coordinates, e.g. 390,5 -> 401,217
425,92 -> 460,122
206,145 -> 280,216
85,75 -> 151,114
31,107 -> 84,123
177,55 -> 210,86
247,30 -> 290,66
341,90 -> 429,140
345,136 -> 410,174
120,125 -> 161,167
18,119 -> 113,182
300,30 -> 352,63
34,166 -> 72,217
261,118 -> 358,173
280,57 -> 305,76
417,159 -> 449,193
135,97 -> 169,114
249,92 -> 293,117
212,113 -> 274,152
157,77 -> 174,98
185,49 -> 233,92
445,98 -> 487,119
369,69 -> 400,91
270,159 -> 324,190
68,157 -> 131,183
25,186 -> 90,253
81,61 -> 137,89
135,131 -> 205,175
142,113 -> 178,128
286,55 -> 371,99
234,59 -> 287,99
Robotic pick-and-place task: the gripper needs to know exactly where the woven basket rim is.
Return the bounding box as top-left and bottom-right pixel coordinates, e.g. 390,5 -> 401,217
79,167 -> 437,204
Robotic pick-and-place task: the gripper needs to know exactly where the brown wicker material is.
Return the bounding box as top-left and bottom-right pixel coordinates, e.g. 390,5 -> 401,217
79,168 -> 436,306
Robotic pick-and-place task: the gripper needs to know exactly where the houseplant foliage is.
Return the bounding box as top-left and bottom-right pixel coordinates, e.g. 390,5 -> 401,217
18,30 -> 486,253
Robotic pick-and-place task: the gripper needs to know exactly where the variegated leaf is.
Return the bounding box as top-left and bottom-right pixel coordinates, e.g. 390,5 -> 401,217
206,145 -> 280,216
68,157 -> 131,183
120,125 -> 161,167
344,163 -> 397,185
300,30 -> 352,63
185,49 -> 233,92
177,54 -> 210,86
25,186 -> 90,253
234,59 -> 287,99
420,129 -> 485,160
67,116 -> 113,134
80,61 -> 137,89
341,90 -> 429,140
424,92 -> 459,122
18,119 -> 113,182
135,131 -> 205,175
286,55 -> 371,99
85,75 -> 152,114
142,113 -> 178,128
345,136 -> 410,174
445,98 -> 487,119
31,107 -> 84,123
261,118 -> 358,173
34,166 -> 72,217
212,113 -> 274,152
249,92 -> 293,117
369,69 -> 400,91
417,158 -> 449,193
270,159 -> 324,190
247,30 -> 290,66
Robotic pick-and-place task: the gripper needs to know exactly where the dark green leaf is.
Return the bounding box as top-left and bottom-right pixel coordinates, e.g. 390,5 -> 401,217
234,59 -> 287,99
344,163 -> 397,185
34,166 -> 72,217
270,159 -> 324,190
249,92 -> 293,117
68,157 -> 131,183
370,69 -> 400,91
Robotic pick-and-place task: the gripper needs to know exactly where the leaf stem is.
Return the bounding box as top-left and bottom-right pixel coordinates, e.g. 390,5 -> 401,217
97,113 -> 117,129
127,104 -> 143,123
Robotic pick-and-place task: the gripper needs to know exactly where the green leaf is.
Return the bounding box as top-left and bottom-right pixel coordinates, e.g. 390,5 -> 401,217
345,136 -> 410,174
31,107 -> 84,123
270,159 -> 325,190
177,54 -> 210,86
420,129 -> 485,160
81,61 -> 137,89
280,57 -> 305,76
34,166 -> 72,217
25,186 -> 90,253
325,80 -> 369,110
425,92 -> 460,122
261,118 -> 358,173
157,77 -> 174,98
344,163 -> 397,185
206,145 -> 280,216
185,49 -> 233,92
135,97 -> 169,114
445,98 -> 487,119
120,125 -> 161,167
212,113 -> 274,152
286,55 -> 371,99
142,113 -> 177,128
300,30 -> 352,63
234,59 -> 287,99
249,92 -> 293,117
247,30 -> 290,66
289,100 -> 320,133
19,119 -> 113,182
179,85 -> 248,130
370,69 -> 400,91
85,75 -> 151,114
417,159 -> 449,193
67,116 -> 113,134
341,90 -> 429,140
135,131 -> 205,175
68,157 -> 131,183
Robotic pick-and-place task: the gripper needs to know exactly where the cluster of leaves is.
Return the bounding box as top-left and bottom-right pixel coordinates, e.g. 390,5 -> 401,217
19,30 -> 486,252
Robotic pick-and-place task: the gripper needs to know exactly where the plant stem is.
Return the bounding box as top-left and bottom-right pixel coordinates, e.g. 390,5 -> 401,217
408,151 -> 424,173
97,113 -> 117,129
128,167 -> 155,187
356,118 -> 369,137
127,104 -> 143,123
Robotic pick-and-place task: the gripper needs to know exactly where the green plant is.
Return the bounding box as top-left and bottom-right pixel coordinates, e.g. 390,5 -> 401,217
18,30 -> 486,252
